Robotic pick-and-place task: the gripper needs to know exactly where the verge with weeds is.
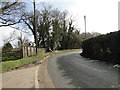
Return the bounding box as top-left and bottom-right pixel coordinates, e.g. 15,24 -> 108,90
2,49 -> 80,73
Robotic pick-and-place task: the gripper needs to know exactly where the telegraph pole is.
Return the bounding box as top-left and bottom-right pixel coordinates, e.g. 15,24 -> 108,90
33,0 -> 37,55
84,15 -> 86,39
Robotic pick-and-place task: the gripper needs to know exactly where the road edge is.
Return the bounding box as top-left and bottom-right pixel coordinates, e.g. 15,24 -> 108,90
35,55 -> 54,88
46,56 -> 55,88
35,65 -> 39,88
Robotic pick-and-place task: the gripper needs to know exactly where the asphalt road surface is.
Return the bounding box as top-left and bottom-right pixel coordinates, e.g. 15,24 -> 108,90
47,50 -> 119,88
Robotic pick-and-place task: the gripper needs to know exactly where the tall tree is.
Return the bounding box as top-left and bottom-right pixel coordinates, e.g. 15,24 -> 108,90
22,10 -> 40,47
51,9 -> 68,50
38,4 -> 53,51
51,9 -> 61,50
21,3 -> 82,51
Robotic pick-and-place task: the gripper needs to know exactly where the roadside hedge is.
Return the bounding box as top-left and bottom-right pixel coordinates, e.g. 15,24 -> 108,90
81,30 -> 120,64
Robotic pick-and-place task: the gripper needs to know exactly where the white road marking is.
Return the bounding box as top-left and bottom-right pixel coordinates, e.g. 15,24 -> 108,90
112,86 -> 115,88
79,64 -> 106,73
35,66 -> 39,88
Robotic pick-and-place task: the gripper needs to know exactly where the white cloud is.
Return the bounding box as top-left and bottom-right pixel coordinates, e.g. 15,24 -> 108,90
1,0 -> 75,3
67,0 -> 119,34
0,26 -> 15,47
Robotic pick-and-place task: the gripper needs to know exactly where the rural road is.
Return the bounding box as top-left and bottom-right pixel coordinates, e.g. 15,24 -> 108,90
47,50 -> 119,88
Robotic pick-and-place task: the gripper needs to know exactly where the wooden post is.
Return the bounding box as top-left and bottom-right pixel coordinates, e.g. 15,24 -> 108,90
27,46 -> 28,57
30,46 -> 32,56
22,46 -> 24,58
24,46 -> 27,57
34,47 -> 36,56
84,15 -> 86,39
33,0 -> 38,55
22,46 -> 25,58
31,47 -> 33,56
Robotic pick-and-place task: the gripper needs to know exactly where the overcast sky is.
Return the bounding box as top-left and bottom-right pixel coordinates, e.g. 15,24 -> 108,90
54,0 -> 119,34
0,0 -> 119,47
37,0 -> 119,34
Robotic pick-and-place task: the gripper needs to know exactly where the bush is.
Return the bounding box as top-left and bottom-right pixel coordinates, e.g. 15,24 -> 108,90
2,42 -> 13,52
81,30 -> 120,64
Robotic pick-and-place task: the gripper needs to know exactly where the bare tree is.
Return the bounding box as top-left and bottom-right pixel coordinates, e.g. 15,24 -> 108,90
0,0 -> 19,12
17,33 -> 29,48
22,3 -> 53,51
21,10 -> 40,46
0,1 -> 25,27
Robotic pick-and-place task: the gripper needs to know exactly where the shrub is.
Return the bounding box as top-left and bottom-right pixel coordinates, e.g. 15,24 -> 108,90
81,30 -> 120,63
2,42 -> 13,52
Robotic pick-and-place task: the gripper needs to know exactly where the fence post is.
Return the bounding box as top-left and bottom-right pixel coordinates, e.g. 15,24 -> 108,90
31,47 -> 33,56
30,46 -> 32,56
34,47 -> 36,55
22,46 -> 25,58
25,46 -> 27,57
35,47 -> 37,55
27,46 -> 28,57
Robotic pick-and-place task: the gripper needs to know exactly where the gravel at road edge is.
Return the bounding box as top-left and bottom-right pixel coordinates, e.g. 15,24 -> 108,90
38,56 -> 54,88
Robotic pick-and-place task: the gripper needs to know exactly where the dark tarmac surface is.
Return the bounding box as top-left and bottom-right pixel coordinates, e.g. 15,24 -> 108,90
47,50 -> 119,88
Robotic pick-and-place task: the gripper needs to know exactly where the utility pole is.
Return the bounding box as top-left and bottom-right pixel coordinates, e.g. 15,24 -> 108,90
33,0 -> 37,55
84,15 -> 86,39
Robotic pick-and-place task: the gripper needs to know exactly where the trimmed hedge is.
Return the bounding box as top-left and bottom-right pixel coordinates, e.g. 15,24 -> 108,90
81,30 -> 120,64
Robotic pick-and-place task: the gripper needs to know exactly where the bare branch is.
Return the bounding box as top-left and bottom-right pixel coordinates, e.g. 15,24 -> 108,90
22,19 -> 34,33
0,1 -> 25,27
0,18 -> 21,27
0,0 -> 19,12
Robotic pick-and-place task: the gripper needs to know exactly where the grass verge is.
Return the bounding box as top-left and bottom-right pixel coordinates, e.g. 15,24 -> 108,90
2,49 -> 80,73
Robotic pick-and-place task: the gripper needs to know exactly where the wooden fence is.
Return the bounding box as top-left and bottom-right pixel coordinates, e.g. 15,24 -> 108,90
2,46 -> 46,61
22,46 -> 36,57
22,46 -> 45,58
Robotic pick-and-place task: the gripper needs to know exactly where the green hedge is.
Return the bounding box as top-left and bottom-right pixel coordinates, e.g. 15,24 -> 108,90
2,50 -> 23,61
81,30 -> 120,64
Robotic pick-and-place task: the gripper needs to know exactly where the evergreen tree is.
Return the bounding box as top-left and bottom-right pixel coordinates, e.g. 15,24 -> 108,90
2,42 -> 13,52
